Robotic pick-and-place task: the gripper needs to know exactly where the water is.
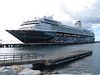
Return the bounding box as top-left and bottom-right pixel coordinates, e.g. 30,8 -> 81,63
0,43 -> 100,74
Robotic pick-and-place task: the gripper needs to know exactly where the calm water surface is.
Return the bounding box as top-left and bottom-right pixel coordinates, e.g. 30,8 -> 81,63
0,43 -> 100,74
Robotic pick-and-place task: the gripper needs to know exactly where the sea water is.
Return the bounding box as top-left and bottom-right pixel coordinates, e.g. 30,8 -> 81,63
0,43 -> 100,74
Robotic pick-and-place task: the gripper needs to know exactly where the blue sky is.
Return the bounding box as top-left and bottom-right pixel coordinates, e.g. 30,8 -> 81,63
0,0 -> 100,43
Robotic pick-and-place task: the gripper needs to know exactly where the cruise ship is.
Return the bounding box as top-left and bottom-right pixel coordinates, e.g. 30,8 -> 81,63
6,16 -> 95,44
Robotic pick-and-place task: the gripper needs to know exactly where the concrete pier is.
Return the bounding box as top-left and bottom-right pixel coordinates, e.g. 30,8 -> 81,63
0,50 -> 92,67
44,50 -> 92,66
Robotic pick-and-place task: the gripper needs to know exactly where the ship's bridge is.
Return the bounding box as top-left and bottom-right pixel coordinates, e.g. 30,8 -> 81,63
19,16 -> 61,31
19,19 -> 39,30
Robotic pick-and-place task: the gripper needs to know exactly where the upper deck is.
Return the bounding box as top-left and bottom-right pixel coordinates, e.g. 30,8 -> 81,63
19,16 -> 94,37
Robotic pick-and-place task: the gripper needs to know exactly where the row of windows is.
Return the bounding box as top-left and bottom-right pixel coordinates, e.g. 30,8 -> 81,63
21,23 -> 39,26
56,33 -> 92,38
41,21 -> 58,25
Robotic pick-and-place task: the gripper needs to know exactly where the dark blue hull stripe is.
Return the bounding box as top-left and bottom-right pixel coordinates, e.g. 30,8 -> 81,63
6,30 -> 94,44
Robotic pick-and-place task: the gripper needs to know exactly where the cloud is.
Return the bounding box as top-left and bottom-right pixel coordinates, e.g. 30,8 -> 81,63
0,0 -> 99,28
93,26 -> 100,41
60,0 -> 100,25
0,0 -> 100,41
92,24 -> 100,29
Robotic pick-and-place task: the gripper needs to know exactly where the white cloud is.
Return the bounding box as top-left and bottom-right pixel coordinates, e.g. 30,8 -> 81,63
92,24 -> 100,29
95,37 -> 100,41
60,0 -> 100,25
0,0 -> 100,41
0,0 -> 99,28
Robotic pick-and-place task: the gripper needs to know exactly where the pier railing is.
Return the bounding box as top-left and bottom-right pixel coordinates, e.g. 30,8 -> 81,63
0,52 -> 45,64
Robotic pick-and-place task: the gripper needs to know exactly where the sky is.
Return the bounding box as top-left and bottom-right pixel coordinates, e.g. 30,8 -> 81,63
0,0 -> 100,43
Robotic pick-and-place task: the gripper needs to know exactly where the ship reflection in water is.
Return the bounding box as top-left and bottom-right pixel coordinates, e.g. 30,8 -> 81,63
0,43 -> 100,74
